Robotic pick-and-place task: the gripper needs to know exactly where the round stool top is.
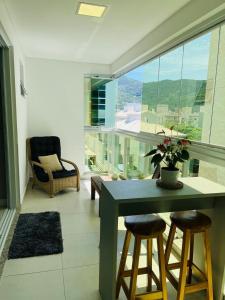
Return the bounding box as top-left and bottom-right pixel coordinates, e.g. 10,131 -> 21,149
170,211 -> 211,231
125,214 -> 166,237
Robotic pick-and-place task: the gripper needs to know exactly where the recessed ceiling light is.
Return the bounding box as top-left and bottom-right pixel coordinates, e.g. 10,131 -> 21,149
77,2 -> 107,18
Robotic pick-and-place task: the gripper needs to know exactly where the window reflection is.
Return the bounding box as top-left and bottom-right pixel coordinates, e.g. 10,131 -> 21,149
116,66 -> 144,132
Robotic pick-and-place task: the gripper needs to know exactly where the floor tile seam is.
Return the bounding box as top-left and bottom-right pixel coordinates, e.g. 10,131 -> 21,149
60,256 -> 67,300
62,263 -> 99,271
61,260 -> 99,270
2,266 -> 64,278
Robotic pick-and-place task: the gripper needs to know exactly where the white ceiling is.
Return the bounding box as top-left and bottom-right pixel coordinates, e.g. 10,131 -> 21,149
5,0 -> 190,64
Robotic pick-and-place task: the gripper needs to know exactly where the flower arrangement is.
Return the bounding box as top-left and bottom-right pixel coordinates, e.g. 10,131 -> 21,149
145,137 -> 191,171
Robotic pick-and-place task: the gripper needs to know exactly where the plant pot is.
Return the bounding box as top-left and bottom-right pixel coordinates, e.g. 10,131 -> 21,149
160,167 -> 179,185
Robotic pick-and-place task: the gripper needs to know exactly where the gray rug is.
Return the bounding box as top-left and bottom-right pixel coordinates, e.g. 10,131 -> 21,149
8,211 -> 63,259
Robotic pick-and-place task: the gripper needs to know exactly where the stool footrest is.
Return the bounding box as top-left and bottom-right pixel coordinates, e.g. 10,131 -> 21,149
167,261 -> 207,281
135,291 -> 163,299
123,267 -> 160,289
121,276 -> 163,300
166,269 -> 209,294
185,282 -> 208,294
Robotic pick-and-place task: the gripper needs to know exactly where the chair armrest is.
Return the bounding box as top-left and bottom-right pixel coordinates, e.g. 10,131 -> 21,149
61,158 -> 80,175
31,160 -> 53,181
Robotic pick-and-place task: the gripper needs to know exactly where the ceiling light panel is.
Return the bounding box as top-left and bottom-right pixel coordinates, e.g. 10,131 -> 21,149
77,2 -> 107,17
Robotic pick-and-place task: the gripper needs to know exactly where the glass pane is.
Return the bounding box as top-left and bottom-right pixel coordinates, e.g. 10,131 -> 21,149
84,77 -> 91,126
141,58 -> 159,134
84,77 -> 114,127
105,80 -> 117,128
188,158 -> 225,187
210,25 -> 225,146
84,133 -> 109,173
116,66 -> 144,132
157,46 -> 183,136
178,29 -> 219,142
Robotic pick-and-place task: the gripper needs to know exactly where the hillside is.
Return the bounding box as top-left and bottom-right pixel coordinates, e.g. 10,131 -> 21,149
118,77 -> 206,110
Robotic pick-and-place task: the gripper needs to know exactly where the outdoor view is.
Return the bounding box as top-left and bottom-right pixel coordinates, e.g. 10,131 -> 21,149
84,24 -> 225,182
116,31 -> 214,141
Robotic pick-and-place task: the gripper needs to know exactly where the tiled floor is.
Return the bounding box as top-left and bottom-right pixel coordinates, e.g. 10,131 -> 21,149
0,180 -> 206,299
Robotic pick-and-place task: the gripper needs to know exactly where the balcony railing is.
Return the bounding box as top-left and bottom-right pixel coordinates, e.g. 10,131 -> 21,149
84,126 -> 225,186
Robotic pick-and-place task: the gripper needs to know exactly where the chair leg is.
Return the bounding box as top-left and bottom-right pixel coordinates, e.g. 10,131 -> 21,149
147,238 -> 152,292
165,223 -> 176,265
177,229 -> 191,300
157,234 -> 168,300
49,181 -> 54,198
77,176 -> 80,191
129,236 -> 141,300
204,229 -> 214,300
116,230 -> 132,298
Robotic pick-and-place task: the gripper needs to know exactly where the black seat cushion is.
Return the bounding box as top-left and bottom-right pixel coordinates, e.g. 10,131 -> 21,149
30,136 -> 61,162
35,168 -> 77,182
125,214 -> 166,236
170,211 -> 211,231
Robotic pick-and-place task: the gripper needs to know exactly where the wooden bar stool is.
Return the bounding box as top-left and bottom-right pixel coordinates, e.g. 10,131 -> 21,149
165,211 -> 213,300
116,214 -> 168,300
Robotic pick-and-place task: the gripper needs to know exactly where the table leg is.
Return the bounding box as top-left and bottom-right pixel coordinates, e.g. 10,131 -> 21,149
91,183 -> 95,200
99,186 -> 118,300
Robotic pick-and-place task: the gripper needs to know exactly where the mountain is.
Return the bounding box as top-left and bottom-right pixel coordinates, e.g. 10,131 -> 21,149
118,76 -> 207,110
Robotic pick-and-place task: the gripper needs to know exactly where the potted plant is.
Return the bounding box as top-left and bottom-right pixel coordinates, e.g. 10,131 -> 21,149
145,137 -> 191,186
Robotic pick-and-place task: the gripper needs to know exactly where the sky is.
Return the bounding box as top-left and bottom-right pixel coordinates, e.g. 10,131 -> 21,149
125,32 -> 212,82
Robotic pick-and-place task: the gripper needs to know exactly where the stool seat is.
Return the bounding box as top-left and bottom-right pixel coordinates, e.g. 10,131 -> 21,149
125,214 -> 166,236
170,210 -> 211,231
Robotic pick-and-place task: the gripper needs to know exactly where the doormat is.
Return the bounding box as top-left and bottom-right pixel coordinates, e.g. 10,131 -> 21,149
8,211 -> 63,259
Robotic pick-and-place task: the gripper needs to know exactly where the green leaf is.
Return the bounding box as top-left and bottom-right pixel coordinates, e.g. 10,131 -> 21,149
151,154 -> 162,166
144,149 -> 157,157
181,149 -> 189,160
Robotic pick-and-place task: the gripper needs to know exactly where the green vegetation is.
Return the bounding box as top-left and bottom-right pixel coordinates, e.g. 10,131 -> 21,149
142,79 -> 206,110
164,121 -> 202,141
117,76 -> 207,110
177,123 -> 202,141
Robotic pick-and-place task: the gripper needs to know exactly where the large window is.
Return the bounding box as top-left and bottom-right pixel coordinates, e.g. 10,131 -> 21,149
85,22 -> 225,150
114,25 -> 225,146
140,28 -> 220,142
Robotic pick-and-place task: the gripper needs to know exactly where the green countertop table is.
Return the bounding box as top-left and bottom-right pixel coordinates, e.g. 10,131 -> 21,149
99,177 -> 225,300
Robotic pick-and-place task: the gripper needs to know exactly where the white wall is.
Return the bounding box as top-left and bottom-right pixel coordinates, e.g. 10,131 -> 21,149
26,57 -> 110,175
0,0 -> 29,202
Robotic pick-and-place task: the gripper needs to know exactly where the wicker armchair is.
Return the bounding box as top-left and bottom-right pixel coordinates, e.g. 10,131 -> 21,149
27,136 -> 80,197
